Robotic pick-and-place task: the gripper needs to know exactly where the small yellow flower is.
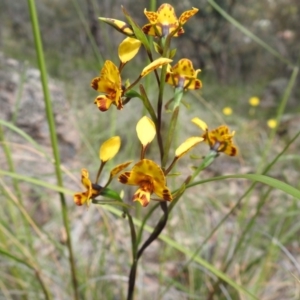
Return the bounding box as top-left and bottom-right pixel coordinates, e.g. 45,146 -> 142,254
118,37 -> 142,63
99,136 -> 121,162
136,116 -> 156,146
192,117 -> 238,156
222,107 -> 233,116
142,3 -> 198,37
165,59 -> 202,90
91,60 -> 123,111
267,119 -> 277,129
249,96 -> 260,107
74,169 -> 102,206
118,159 -> 172,207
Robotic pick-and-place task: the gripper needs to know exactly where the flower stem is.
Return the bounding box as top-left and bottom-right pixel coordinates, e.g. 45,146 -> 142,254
137,202 -> 168,259
126,202 -> 168,300
126,211 -> 137,300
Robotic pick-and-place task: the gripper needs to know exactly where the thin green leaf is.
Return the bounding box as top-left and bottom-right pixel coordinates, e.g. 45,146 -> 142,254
92,200 -> 131,208
187,174 -> 300,199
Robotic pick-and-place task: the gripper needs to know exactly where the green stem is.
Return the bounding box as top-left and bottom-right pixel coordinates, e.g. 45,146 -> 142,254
156,64 -> 168,162
27,1 -> 79,299
137,202 -> 168,259
136,203 -> 160,246
162,106 -> 179,168
127,202 -> 168,300
126,211 -> 137,300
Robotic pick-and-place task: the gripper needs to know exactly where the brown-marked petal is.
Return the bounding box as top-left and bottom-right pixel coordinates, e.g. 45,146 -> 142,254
99,18 -> 134,36
141,58 -> 172,77
110,161 -> 132,178
94,95 -> 114,112
133,188 -> 151,207
179,8 -> 199,25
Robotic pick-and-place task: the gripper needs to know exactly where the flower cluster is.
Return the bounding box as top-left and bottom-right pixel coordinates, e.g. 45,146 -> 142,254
74,3 -> 238,210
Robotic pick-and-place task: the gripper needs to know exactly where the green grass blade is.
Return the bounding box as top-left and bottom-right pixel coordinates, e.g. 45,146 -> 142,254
26,0 -> 79,298
188,173 -> 300,199
0,247 -> 51,300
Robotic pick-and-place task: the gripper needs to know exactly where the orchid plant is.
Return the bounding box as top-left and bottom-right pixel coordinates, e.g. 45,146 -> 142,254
74,3 -> 237,299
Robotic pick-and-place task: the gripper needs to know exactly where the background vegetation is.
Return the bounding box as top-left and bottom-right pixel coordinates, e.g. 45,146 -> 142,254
0,0 -> 300,299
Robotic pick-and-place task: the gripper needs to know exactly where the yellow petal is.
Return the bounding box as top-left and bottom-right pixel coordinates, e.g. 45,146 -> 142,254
142,23 -> 158,36
99,18 -> 134,36
110,161 -> 132,178
141,58 -> 172,78
191,117 -> 208,131
173,59 -> 195,76
74,192 -> 89,206
133,188 -> 151,207
99,136 -> 121,162
156,4 -> 178,31
179,7 -> 199,25
136,116 -> 156,146
223,144 -> 238,156
153,181 -> 172,201
118,37 -> 142,63
91,60 -> 121,92
144,9 -> 159,24
175,137 -> 204,158
94,95 -> 114,112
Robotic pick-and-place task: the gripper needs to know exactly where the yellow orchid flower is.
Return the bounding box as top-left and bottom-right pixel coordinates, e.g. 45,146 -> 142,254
142,3 -> 198,37
91,60 -> 123,111
166,59 -> 202,89
118,159 -> 172,207
74,169 -> 102,206
192,118 -> 238,156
